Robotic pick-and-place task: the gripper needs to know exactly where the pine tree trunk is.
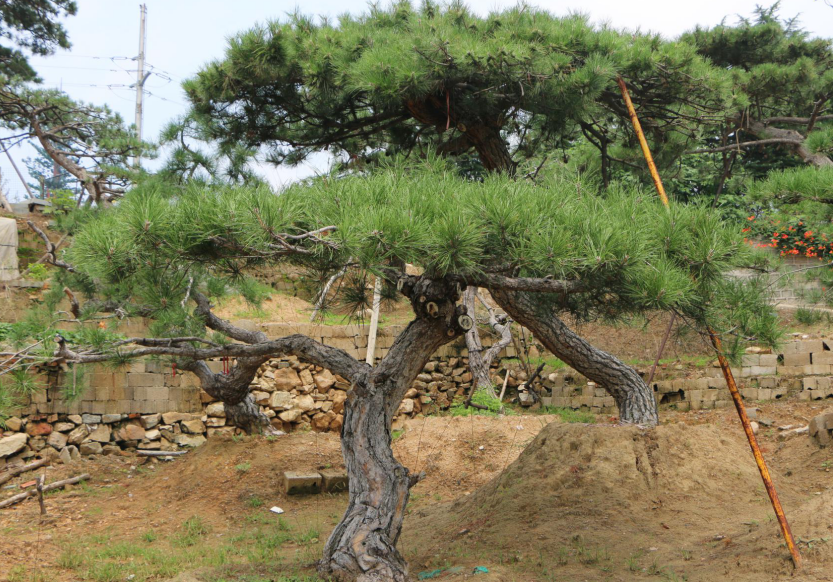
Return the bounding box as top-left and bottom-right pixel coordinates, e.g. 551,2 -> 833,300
224,393 -> 282,435
321,380 -> 411,582
491,289 -> 658,425
465,123 -> 517,175
463,288 -> 496,396
320,278 -> 470,581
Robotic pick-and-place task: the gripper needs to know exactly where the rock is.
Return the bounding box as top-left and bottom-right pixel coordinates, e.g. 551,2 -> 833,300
311,411 -> 336,432
47,431 -> 68,450
162,412 -> 192,424
25,421 -> 52,436
173,434 -> 206,448
67,425 -> 90,445
252,391 -> 270,405
299,368 -> 314,386
205,417 -> 226,427
746,407 -> 759,421
283,471 -> 321,495
102,445 -> 121,456
29,436 -> 46,451
145,429 -> 161,441
53,422 -> 75,432
398,398 -> 415,415
404,388 -> 419,399
102,414 -> 122,424
181,419 -> 206,434
79,441 -> 103,456
809,410 -> 833,447
314,369 -> 336,391
330,414 -> 344,433
117,422 -> 145,441
141,414 -> 161,429
295,394 -> 315,412
88,424 -> 112,443
750,421 -> 759,435
0,433 -> 28,458
138,440 -> 162,450
273,367 -> 302,391
205,402 -> 225,417
4,417 -> 22,432
278,409 -> 303,423
81,414 -> 102,424
332,390 -> 348,414
67,415 -> 83,425
269,391 -> 293,411
518,392 -> 535,406
59,445 -> 80,464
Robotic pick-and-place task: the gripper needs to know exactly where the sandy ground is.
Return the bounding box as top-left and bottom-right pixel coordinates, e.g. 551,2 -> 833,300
1,401 -> 832,581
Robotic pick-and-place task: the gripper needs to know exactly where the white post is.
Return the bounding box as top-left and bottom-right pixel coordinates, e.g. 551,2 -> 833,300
365,277 -> 382,365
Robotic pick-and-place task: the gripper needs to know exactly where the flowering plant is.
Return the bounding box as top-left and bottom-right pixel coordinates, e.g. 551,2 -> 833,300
744,216 -> 833,259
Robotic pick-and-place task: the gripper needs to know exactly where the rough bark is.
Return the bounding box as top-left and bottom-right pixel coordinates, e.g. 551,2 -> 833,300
463,288 -> 513,397
320,278 -> 469,582
465,122 -> 517,174
179,356 -> 280,435
491,288 -> 658,425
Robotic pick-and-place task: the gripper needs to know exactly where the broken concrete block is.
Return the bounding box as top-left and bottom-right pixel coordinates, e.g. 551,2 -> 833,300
283,471 -> 322,495
319,469 -> 349,493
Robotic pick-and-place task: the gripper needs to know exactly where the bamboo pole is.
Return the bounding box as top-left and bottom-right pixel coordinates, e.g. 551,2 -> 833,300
616,76 -> 801,569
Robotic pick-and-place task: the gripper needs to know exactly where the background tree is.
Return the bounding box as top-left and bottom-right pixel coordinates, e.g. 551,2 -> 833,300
24,143 -> 79,195
0,0 -> 77,82
0,87 -> 148,205
4,162 -> 777,580
180,0 -> 740,409
183,1 -> 731,177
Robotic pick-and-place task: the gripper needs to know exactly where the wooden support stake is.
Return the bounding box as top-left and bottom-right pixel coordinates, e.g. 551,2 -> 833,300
617,75 -> 801,569
36,474 -> 46,515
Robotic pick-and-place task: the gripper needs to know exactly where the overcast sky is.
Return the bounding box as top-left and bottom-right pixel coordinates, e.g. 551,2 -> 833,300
2,0 -> 832,201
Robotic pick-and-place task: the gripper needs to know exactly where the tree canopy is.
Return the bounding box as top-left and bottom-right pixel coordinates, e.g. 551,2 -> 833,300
0,0 -> 77,82
182,1 -> 731,176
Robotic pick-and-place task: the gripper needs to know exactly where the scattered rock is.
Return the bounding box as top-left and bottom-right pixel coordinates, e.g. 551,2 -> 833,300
47,431 -> 68,450
141,414 -> 161,429
205,402 -> 225,417
269,391 -> 293,411
173,434 -> 206,448
67,425 -> 90,445
80,441 -> 103,456
4,417 -> 22,432
81,414 -> 102,424
25,421 -> 52,436
88,424 -> 112,443
181,419 -> 206,434
0,433 -> 28,458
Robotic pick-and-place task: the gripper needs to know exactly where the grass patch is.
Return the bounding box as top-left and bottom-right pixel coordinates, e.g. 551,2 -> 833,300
541,407 -> 596,423
449,388 -> 512,417
527,355 -> 567,370
236,462 -> 252,473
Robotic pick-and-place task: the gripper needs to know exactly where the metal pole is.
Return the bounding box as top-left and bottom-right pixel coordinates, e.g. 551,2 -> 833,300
133,4 -> 148,168
617,75 -> 801,569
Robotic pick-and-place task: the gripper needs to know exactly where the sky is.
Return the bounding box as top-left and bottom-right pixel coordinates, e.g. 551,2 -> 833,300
2,0 -> 832,201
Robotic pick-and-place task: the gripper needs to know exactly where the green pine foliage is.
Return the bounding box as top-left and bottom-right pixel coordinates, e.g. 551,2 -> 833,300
182,1 -> 731,172
59,159 -> 779,357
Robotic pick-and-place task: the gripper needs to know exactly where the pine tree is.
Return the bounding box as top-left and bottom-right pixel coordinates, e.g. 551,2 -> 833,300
0,0 -> 77,82
183,1 -> 730,176
7,161 -> 777,581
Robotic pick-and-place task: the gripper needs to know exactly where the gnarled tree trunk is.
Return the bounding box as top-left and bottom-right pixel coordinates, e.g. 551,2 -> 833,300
320,278 -> 470,582
491,288 -> 658,425
463,287 -> 513,397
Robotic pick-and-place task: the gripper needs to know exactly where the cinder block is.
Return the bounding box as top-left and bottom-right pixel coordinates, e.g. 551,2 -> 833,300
127,373 -> 163,387
783,353 -> 811,367
319,469 -> 349,493
741,354 -> 760,366
808,365 -> 832,375
749,366 -> 776,376
759,354 -> 778,367
799,340 -> 828,354
283,471 -> 322,495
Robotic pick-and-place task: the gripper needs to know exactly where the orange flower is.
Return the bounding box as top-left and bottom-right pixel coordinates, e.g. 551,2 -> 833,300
742,227 -> 750,233
805,231 -> 814,238
747,216 -> 755,221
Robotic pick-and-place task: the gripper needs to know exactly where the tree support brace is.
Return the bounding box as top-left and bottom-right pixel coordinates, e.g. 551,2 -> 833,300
616,76 -> 802,569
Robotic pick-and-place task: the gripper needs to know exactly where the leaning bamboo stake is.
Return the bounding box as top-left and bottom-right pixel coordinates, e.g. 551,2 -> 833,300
0,473 -> 90,509
617,76 -> 802,569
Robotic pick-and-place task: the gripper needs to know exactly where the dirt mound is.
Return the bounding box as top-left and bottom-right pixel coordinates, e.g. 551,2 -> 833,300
403,422 -> 833,581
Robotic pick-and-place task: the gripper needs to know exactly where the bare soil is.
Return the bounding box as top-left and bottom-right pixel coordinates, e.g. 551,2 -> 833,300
2,402 -> 833,582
